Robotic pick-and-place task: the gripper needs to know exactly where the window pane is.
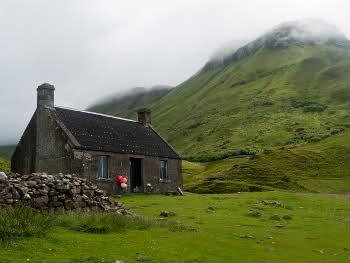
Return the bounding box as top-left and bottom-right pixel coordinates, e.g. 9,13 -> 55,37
160,160 -> 167,180
97,156 -> 108,178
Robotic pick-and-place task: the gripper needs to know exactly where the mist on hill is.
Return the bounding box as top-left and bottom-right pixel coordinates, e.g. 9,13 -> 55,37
202,19 -> 349,72
87,85 -> 173,118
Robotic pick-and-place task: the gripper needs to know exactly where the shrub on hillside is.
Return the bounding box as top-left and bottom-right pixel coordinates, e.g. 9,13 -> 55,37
186,148 -> 255,162
289,98 -> 327,112
0,159 -> 10,174
303,104 -> 327,112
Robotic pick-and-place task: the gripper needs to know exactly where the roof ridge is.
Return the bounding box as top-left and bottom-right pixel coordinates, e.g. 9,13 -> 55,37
54,106 -> 137,123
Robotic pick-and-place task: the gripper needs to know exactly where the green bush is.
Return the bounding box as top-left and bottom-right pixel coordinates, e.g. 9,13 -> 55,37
186,148 -> 254,162
303,104 -> 327,112
290,98 -> 327,112
0,205 -> 53,243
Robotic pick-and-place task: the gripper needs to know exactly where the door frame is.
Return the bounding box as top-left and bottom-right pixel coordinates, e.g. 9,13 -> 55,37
128,157 -> 143,193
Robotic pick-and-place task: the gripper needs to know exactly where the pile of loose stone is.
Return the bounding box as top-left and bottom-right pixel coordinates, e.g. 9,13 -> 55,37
0,172 -> 131,215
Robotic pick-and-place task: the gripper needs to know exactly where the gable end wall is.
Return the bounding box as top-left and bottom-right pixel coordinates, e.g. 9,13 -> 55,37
35,108 -> 73,174
11,112 -> 37,174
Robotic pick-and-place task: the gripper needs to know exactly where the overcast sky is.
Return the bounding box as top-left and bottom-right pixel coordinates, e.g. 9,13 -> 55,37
0,0 -> 349,144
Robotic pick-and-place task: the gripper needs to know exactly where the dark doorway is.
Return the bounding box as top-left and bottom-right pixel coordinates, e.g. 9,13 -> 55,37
129,158 -> 143,193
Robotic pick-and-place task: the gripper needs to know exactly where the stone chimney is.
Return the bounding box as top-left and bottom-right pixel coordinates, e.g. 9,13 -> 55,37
137,108 -> 151,127
37,83 -> 55,108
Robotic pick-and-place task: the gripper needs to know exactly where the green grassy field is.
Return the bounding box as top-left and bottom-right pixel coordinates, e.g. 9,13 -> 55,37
0,192 -> 348,263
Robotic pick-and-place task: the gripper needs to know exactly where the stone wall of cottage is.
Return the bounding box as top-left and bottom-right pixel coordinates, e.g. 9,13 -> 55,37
71,149 -> 183,195
11,108 -> 182,195
12,108 -> 74,175
35,108 -> 72,174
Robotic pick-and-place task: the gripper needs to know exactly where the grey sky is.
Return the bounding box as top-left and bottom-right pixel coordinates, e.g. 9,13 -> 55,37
0,0 -> 349,144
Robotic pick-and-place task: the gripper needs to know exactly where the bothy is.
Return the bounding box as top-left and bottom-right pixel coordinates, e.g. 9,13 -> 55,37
11,83 -> 183,194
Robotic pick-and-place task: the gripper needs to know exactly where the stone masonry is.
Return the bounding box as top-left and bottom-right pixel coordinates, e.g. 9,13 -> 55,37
0,172 -> 131,215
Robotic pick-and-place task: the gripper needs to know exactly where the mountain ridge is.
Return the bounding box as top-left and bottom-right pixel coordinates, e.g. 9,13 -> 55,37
201,19 -> 350,73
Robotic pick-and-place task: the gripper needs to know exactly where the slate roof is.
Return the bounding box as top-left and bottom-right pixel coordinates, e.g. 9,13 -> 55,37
52,106 -> 180,159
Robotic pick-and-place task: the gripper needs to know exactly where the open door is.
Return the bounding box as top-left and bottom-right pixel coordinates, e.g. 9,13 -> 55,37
129,158 -> 143,192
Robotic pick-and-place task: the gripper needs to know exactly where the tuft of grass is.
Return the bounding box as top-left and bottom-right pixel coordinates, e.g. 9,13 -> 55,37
56,212 -> 161,234
0,205 -> 53,243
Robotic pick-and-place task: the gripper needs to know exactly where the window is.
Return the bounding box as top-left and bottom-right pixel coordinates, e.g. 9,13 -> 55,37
160,160 -> 168,180
96,156 -> 109,178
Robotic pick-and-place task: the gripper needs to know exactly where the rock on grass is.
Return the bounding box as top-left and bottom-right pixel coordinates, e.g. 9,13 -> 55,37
160,211 -> 176,217
247,210 -> 262,218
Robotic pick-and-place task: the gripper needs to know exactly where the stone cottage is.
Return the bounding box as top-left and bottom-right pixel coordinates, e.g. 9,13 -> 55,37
11,83 -> 182,194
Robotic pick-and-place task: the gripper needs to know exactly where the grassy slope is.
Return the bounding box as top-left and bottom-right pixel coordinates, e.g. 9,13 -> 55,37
0,193 -> 348,263
151,44 -> 350,160
0,159 -> 10,174
183,131 -> 349,193
0,145 -> 14,173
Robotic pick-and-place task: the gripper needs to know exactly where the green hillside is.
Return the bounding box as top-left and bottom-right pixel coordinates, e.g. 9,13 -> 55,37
183,131 -> 349,193
88,22 -> 350,161
89,43 -> 350,162
87,86 -> 172,119
152,43 -> 350,160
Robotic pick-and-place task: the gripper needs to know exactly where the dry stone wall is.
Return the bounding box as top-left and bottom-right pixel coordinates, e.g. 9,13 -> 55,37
0,172 -> 131,215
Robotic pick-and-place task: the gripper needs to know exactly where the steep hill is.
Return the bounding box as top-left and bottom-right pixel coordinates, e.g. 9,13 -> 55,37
89,20 -> 349,161
150,20 -> 350,160
87,86 -> 172,119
